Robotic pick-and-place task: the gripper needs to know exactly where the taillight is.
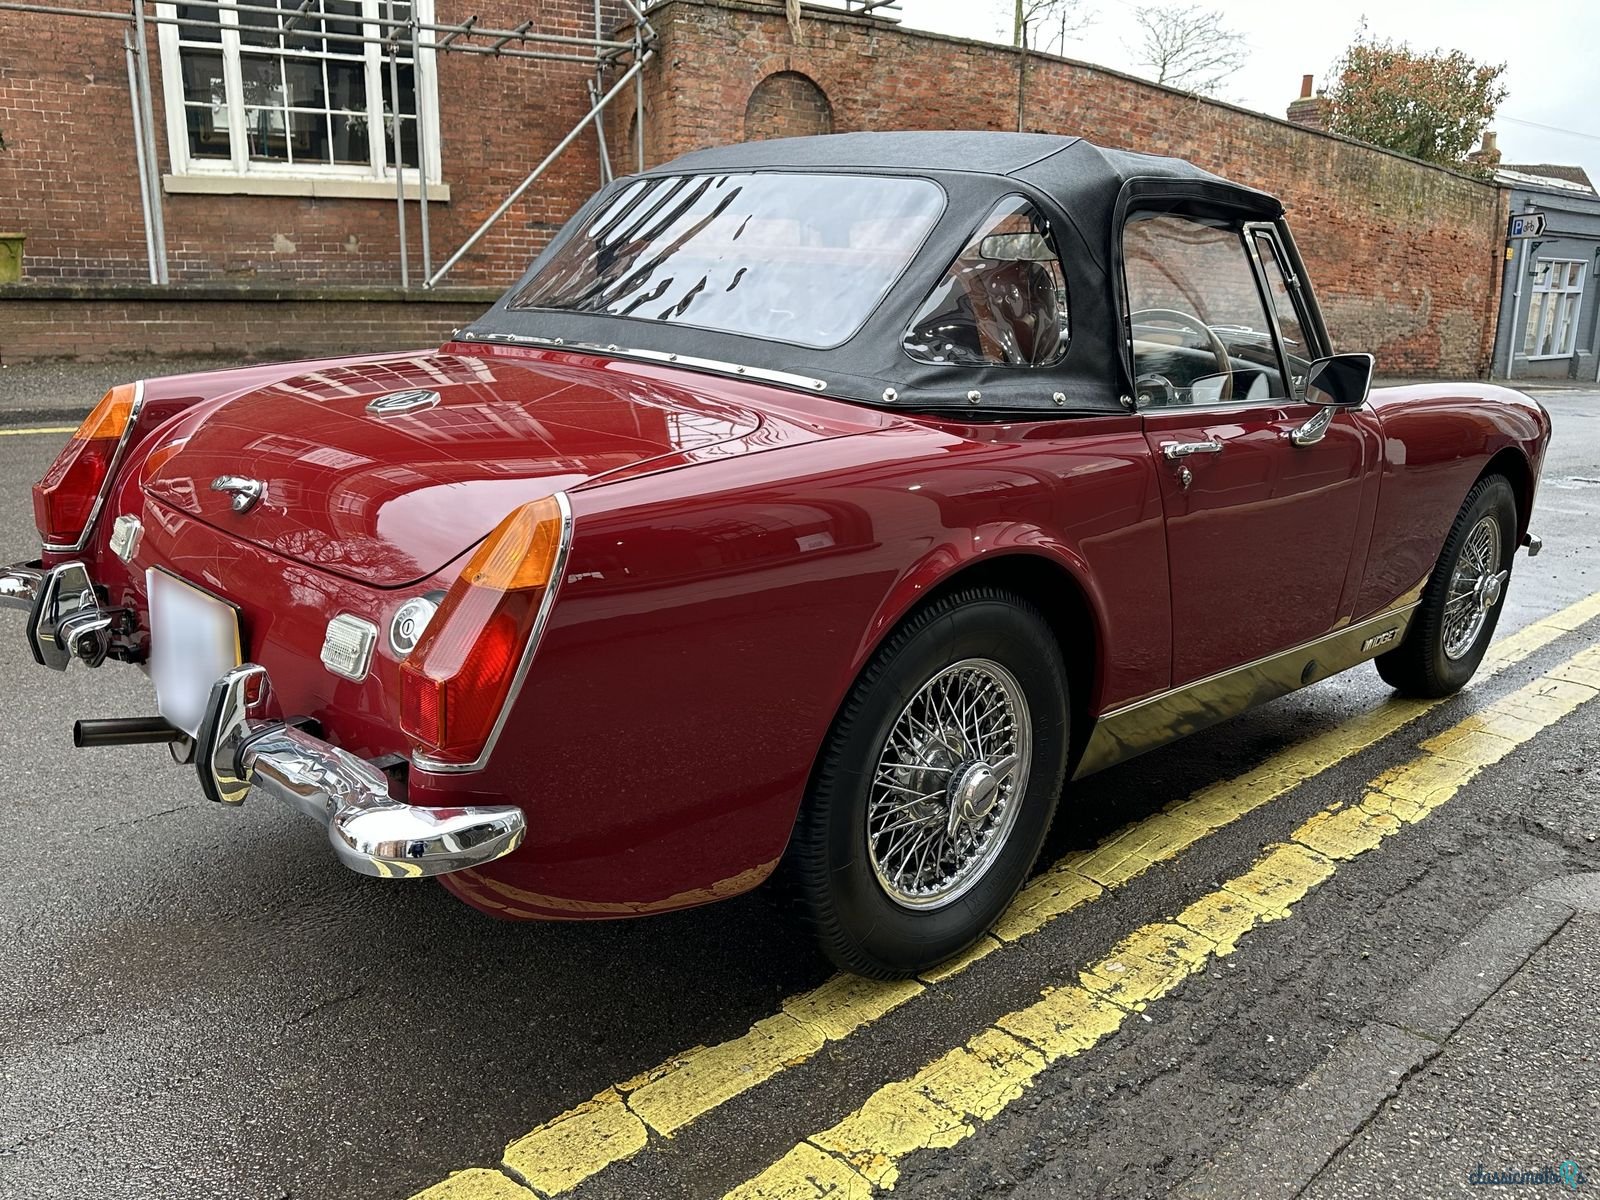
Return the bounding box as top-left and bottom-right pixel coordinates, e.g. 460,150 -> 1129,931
32,382 -> 141,549
400,494 -> 570,766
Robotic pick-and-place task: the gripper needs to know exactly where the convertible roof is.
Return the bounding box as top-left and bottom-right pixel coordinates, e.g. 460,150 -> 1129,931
464,132 -> 1290,415
650,131 -> 1283,222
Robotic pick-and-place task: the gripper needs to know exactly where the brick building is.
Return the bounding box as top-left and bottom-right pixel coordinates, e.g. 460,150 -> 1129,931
1,0 -> 1511,377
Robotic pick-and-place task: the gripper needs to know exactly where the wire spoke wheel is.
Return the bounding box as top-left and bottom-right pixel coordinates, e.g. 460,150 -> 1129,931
866,658 -> 1032,910
1442,514 -> 1504,660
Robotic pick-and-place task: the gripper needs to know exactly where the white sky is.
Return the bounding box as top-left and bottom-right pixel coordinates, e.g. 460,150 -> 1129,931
876,0 -> 1600,185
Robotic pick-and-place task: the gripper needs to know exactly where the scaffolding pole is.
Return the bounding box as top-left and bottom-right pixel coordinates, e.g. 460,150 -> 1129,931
129,0 -> 169,282
412,21 -> 432,284
0,0 -> 657,290
122,28 -> 159,283
389,43 -> 409,290
425,49 -> 652,290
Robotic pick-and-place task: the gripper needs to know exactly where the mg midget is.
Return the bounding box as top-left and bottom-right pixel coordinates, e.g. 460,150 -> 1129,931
2,133 -> 1549,977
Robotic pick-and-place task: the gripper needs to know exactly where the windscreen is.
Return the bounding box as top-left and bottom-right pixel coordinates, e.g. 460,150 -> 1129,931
507,172 -> 946,349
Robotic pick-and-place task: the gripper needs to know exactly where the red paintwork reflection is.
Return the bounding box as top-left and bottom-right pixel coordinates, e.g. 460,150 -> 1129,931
139,351 -> 772,588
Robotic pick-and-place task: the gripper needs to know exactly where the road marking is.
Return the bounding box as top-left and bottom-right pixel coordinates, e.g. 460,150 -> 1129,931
724,641 -> 1600,1198
0,425 -> 75,437
409,590 -> 1600,1200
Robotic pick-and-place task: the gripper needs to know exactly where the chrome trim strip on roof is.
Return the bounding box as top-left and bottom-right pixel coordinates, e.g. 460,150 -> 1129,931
458,330 -> 829,393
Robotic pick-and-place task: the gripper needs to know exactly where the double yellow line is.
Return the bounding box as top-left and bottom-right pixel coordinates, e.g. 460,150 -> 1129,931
725,640 -> 1600,1197
0,425 -> 76,438
415,591 -> 1600,1200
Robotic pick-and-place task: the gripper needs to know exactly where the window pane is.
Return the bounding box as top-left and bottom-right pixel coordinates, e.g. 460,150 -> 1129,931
1523,293 -> 1547,355
509,172 -> 946,349
176,3 -> 222,41
902,195 -> 1069,367
1567,263 -> 1583,289
241,52 -> 285,107
245,106 -> 290,162
1124,212 -> 1287,404
284,8 -> 325,53
1555,293 -> 1580,355
237,0 -> 282,47
328,112 -> 371,164
380,60 -> 418,120
180,49 -> 226,105
326,59 -> 367,110
184,103 -> 232,158
325,0 -> 363,42
283,57 -> 327,108
1251,231 -> 1310,383
287,109 -> 325,162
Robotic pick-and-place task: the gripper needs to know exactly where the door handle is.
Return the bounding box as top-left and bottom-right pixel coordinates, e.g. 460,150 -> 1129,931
1161,440 -> 1223,459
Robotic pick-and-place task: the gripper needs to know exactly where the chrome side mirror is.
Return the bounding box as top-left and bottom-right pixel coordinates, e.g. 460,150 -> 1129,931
1291,352 -> 1374,446
1304,352 -> 1375,409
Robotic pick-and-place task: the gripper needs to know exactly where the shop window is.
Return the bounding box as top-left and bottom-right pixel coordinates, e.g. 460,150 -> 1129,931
1524,258 -> 1587,358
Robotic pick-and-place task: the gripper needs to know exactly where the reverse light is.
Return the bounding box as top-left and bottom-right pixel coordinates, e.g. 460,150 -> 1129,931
400,493 -> 571,767
32,382 -> 142,550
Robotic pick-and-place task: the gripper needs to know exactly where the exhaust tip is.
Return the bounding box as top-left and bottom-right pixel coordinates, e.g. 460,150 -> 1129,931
73,716 -> 185,749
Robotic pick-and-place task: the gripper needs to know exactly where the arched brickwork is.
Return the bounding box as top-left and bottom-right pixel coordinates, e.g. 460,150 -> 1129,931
744,71 -> 833,141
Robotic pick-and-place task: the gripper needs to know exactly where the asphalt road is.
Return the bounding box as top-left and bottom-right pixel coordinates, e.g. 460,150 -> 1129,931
1,387 -> 1598,1200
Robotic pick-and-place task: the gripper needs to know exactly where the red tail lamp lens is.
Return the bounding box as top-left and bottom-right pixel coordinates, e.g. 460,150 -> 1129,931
32,383 -> 138,548
400,496 -> 566,763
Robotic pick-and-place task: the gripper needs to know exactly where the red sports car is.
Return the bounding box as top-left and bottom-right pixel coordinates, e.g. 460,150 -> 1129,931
3,133 -> 1549,977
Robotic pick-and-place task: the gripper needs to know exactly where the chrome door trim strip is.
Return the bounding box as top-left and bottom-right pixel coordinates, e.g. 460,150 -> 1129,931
1073,600 -> 1421,780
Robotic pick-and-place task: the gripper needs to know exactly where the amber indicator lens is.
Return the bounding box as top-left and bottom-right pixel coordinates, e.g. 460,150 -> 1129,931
400,495 -> 565,763
32,384 -> 138,547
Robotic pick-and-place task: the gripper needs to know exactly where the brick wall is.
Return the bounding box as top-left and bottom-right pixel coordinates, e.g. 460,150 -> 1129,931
642,0 -> 1510,379
1,0 -> 1508,376
0,0 -> 625,288
0,284 -> 494,362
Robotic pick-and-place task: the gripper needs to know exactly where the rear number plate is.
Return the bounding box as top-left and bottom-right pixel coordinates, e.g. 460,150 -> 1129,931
147,569 -> 242,737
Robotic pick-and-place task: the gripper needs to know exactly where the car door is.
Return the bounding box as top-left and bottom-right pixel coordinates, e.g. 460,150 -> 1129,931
1125,210 -> 1377,686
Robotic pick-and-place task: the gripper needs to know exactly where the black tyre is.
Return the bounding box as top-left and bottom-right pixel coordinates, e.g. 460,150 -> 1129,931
782,587 -> 1070,978
1376,474 -> 1518,698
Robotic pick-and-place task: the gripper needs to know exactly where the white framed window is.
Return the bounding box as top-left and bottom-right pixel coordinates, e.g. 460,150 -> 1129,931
156,0 -> 441,189
1523,258 -> 1586,359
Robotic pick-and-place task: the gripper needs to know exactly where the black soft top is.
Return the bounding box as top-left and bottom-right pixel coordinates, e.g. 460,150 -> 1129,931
464,132 -> 1287,414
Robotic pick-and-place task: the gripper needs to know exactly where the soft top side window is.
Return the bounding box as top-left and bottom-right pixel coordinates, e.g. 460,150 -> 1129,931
1123,212 -> 1288,408
902,195 -> 1069,368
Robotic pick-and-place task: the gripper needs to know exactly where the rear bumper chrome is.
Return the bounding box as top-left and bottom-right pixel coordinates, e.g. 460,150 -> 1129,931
0,561 -> 45,611
197,664 -> 527,878
3,561 -> 525,880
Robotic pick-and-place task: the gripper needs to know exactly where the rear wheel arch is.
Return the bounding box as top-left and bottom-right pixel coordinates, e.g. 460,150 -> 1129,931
856,550 -> 1103,775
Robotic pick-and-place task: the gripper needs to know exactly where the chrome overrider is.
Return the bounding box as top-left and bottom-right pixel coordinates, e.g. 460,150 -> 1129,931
2,559 -> 526,879
195,664 -> 527,878
1,559 -> 123,669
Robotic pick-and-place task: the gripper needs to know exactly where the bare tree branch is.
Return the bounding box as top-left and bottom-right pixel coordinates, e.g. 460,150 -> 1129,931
1012,0 -> 1094,55
1131,3 -> 1248,96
